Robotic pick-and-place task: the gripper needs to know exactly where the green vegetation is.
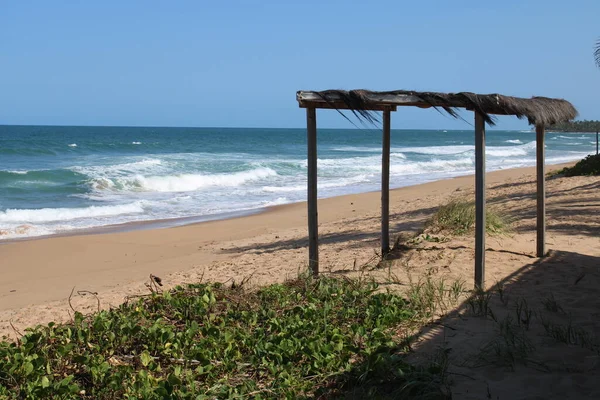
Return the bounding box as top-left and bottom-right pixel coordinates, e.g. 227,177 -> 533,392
540,317 -> 599,353
541,294 -> 564,314
404,277 -> 465,321
467,286 -> 600,374
426,199 -> 512,236
553,154 -> 600,176
0,276 -> 451,399
478,316 -> 535,371
548,119 -> 600,132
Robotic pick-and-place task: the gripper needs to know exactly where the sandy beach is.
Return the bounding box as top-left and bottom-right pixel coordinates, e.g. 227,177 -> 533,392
1,162 -> 599,399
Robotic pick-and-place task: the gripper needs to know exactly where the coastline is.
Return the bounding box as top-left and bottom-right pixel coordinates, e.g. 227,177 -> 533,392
0,158 -> 579,245
2,126 -> 596,244
0,162 -> 574,313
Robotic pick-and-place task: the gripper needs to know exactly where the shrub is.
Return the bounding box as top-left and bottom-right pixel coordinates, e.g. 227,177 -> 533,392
556,154 -> 600,176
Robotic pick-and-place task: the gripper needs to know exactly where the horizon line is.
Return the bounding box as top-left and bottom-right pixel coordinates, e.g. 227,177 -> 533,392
0,123 -> 536,132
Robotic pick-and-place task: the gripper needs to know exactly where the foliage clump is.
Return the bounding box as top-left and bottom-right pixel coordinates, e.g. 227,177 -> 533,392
547,119 -> 600,132
426,199 -> 512,236
0,276 -> 449,399
556,154 -> 600,177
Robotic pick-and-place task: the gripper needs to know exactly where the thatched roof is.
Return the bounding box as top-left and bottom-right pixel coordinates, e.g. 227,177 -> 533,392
296,89 -> 578,126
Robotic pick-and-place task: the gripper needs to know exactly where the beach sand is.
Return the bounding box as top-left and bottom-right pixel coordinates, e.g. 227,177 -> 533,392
1,163 -> 599,399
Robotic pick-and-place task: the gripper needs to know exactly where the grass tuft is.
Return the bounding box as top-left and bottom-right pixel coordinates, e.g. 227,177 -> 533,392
541,293 -> 564,314
405,277 -> 466,321
540,317 -> 600,352
426,199 -> 512,236
466,289 -> 493,318
477,316 -> 535,371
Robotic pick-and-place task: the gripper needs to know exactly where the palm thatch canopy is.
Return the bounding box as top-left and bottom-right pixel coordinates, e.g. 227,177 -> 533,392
297,89 -> 577,126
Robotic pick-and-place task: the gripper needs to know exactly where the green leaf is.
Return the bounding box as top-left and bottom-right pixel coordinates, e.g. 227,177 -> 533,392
173,365 -> 182,377
41,376 -> 50,388
167,373 -> 182,386
23,362 -> 34,375
140,351 -> 153,367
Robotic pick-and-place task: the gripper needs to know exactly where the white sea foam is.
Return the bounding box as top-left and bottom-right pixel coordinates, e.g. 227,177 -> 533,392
261,197 -> 290,207
389,158 -> 474,175
68,143 -> 77,147
300,142 -> 537,179
390,152 -> 407,159
0,202 -> 145,223
0,224 -> 56,239
556,135 -> 590,139
262,174 -> 370,193
334,142 -> 535,158
261,185 -> 304,193
72,158 -> 164,177
165,195 -> 192,203
394,145 -> 473,155
331,146 -> 380,152
342,142 -> 537,158
300,153 -> 406,172
486,143 -> 534,157
6,170 -> 29,175
92,167 -> 278,193
132,141 -> 142,145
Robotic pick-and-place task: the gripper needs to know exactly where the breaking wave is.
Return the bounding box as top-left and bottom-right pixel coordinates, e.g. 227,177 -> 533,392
0,202 -> 145,223
90,167 -> 279,193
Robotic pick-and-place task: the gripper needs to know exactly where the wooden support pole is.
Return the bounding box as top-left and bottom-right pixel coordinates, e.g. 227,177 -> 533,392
306,107 -> 319,276
381,107 -> 391,255
536,125 -> 546,257
474,112 -> 486,290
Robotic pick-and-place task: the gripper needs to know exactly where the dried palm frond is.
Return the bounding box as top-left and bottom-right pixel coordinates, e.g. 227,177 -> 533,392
298,90 -> 578,127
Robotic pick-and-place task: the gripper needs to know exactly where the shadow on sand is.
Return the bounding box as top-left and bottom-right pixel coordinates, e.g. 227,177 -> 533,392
396,249 -> 600,399
218,206 -> 438,255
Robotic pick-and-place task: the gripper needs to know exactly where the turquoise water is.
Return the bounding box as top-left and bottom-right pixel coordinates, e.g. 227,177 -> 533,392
0,125 -> 595,240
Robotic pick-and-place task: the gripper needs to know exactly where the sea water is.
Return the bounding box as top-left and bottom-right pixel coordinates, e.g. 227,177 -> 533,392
0,125 -> 595,240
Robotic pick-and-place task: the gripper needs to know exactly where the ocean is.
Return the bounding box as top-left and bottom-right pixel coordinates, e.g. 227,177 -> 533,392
0,125 -> 596,241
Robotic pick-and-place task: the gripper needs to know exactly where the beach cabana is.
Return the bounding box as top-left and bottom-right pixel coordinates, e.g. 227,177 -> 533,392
296,89 -> 577,289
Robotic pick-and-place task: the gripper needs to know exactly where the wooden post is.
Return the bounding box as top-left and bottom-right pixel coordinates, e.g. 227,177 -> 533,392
381,107 -> 391,255
596,130 -> 598,155
474,112 -> 486,290
306,108 -> 319,276
536,125 -> 546,257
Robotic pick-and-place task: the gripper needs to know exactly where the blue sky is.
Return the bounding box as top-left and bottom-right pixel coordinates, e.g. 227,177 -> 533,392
1,0 -> 599,130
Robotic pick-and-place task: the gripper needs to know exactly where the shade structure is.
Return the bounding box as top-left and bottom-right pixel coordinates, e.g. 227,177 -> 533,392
297,89 -> 578,289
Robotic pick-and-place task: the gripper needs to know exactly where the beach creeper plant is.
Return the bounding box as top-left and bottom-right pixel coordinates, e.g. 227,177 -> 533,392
0,275 -> 450,399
